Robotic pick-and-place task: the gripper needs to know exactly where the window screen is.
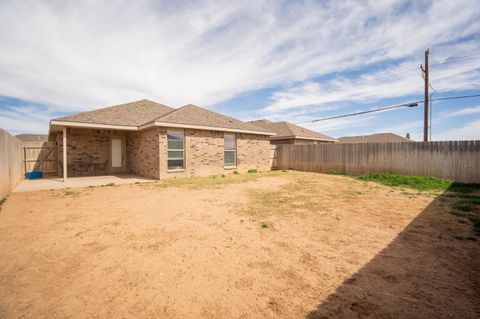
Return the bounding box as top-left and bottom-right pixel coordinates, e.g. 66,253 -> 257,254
167,131 -> 184,170
224,134 -> 236,167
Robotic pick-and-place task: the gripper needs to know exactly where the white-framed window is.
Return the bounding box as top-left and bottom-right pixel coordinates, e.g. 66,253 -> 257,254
167,130 -> 184,170
224,133 -> 236,167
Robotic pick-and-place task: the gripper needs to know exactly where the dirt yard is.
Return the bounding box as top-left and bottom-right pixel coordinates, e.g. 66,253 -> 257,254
0,171 -> 479,318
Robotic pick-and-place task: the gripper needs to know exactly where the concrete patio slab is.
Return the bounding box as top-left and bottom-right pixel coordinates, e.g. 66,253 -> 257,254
13,174 -> 156,193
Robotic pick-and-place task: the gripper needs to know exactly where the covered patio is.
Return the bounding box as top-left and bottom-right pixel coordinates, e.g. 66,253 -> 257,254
49,125 -> 135,181
13,174 -> 156,193
44,99 -> 172,182
47,123 -> 158,180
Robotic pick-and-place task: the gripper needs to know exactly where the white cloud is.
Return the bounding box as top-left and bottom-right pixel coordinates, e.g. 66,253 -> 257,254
263,57 -> 480,115
440,105 -> 480,117
0,104 -> 53,134
432,118 -> 480,140
0,0 -> 479,115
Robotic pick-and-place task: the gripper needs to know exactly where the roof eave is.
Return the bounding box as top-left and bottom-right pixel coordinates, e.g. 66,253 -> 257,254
152,121 -> 276,136
48,120 -> 277,136
49,120 -> 138,131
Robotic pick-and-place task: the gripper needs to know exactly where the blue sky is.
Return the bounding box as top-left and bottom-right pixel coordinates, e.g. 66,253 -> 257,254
0,0 -> 479,140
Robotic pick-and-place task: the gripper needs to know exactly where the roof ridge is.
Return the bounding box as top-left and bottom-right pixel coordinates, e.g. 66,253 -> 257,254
55,99 -> 173,121
153,104 -> 272,133
284,122 -> 298,127
251,120 -> 336,141
153,104 -> 187,122
184,104 -> 240,122
286,121 -> 314,132
284,121 -> 323,135
51,101 -> 275,135
158,104 -> 249,125
52,99 -> 175,127
280,122 -> 296,136
248,119 -> 273,123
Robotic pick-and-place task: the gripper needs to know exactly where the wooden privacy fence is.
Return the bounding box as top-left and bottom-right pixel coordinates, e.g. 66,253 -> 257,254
275,141 -> 480,183
0,129 -> 58,198
0,129 -> 24,198
269,145 -> 277,168
23,142 -> 57,175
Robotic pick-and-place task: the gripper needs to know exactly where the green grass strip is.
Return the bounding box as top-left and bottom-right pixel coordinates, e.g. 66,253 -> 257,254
354,173 -> 454,191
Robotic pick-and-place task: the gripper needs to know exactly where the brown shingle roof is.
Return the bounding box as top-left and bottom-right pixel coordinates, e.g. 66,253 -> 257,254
249,120 -> 336,142
156,104 -> 272,133
338,133 -> 412,143
53,99 -> 174,126
51,100 -> 274,135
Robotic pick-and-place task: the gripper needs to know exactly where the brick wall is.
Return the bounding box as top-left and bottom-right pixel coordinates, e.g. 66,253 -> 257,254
56,128 -> 128,177
159,128 -> 271,179
185,129 -> 224,177
56,127 -> 270,180
126,128 -> 160,179
236,133 -> 271,172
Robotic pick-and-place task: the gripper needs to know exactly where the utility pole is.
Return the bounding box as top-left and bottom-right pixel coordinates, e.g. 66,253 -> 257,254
420,49 -> 429,142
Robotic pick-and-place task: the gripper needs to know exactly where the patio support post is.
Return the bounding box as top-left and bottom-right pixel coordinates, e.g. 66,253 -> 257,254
63,127 -> 67,182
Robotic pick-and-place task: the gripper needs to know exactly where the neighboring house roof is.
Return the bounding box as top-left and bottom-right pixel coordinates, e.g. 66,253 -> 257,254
53,99 -> 174,127
15,134 -> 48,142
249,119 -> 337,142
50,99 -> 274,135
338,133 -> 412,143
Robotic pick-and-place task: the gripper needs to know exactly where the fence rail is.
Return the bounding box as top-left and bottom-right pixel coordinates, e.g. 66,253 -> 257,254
275,141 -> 480,183
0,129 -> 24,198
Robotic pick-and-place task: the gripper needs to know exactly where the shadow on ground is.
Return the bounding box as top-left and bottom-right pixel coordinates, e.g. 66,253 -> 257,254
306,185 -> 480,319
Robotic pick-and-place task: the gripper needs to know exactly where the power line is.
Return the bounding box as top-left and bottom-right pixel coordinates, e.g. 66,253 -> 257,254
295,93 -> 480,124
432,93 -> 480,102
292,51 -> 480,126
321,52 -> 480,89
378,52 -> 480,74
365,52 -> 480,75
295,101 -> 422,124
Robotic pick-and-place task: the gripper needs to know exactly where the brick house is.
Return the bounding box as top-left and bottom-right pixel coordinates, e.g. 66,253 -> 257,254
249,119 -> 337,145
48,100 -> 275,180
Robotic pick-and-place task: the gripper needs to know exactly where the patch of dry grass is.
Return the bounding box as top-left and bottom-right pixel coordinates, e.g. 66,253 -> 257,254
237,174 -> 338,218
63,190 -> 80,197
155,170 -> 287,190
2,171 -> 478,318
236,172 -> 434,221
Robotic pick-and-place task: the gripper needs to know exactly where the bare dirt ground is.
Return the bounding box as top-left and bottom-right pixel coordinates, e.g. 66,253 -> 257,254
0,171 -> 478,318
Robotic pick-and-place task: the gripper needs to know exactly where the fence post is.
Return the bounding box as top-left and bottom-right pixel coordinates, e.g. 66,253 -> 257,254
23,146 -> 27,174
